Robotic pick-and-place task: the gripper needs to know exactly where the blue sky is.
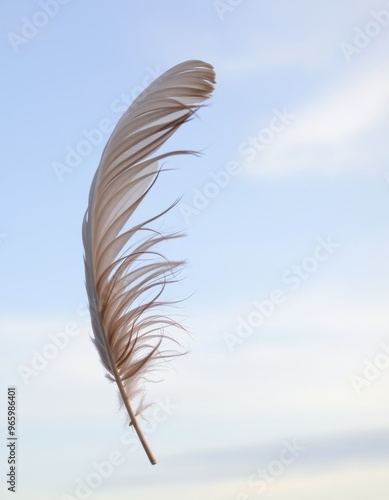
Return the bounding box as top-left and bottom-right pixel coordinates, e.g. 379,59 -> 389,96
1,0 -> 389,499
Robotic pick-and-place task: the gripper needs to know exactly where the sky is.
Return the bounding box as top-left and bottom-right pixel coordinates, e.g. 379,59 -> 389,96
1,0 -> 389,498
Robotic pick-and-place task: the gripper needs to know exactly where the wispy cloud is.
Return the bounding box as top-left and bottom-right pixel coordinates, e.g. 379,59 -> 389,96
80,430 -> 389,500
243,64 -> 389,179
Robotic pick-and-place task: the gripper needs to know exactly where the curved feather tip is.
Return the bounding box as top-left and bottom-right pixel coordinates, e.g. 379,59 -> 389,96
82,60 -> 215,464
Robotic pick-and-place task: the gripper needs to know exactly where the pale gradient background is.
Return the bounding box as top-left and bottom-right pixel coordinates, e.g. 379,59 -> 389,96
1,0 -> 389,499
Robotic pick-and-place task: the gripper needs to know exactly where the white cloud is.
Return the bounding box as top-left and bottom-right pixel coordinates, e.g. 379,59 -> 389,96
243,65 -> 389,179
268,286 -> 389,337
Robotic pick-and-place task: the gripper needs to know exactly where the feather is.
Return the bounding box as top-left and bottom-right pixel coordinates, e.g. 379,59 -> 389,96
82,60 -> 215,464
